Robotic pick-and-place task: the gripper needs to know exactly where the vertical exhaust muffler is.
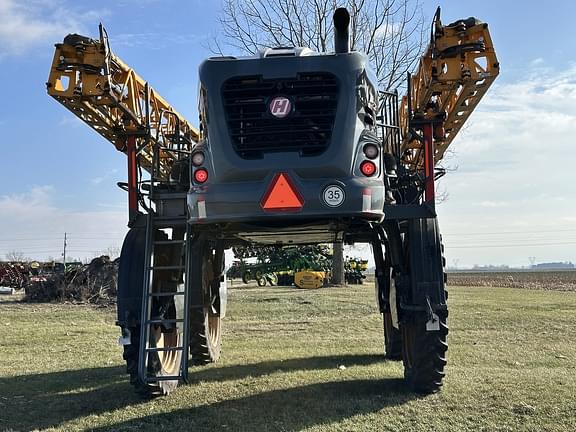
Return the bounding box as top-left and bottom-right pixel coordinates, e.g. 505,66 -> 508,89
333,8 -> 350,54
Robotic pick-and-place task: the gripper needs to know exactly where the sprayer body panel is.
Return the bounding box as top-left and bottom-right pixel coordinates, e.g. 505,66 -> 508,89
190,52 -> 383,244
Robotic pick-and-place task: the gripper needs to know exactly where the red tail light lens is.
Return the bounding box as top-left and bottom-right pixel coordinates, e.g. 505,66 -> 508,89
360,160 -> 376,177
194,168 -> 208,183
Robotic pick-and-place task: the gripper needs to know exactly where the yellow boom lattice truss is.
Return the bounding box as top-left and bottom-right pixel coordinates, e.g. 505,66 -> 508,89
47,28 -> 199,180
399,12 -> 499,169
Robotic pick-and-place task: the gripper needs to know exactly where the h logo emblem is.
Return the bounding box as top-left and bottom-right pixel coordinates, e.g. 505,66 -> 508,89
269,96 -> 292,118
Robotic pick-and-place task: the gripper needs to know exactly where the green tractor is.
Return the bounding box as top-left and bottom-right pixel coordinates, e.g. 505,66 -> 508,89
345,257 -> 369,284
229,245 -> 332,287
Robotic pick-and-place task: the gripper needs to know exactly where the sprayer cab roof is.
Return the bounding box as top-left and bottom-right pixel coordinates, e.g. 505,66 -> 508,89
199,48 -> 376,86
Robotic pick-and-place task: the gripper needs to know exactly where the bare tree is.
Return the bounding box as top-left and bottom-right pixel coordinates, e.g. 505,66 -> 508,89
216,0 -> 425,90
105,246 -> 121,260
5,251 -> 26,262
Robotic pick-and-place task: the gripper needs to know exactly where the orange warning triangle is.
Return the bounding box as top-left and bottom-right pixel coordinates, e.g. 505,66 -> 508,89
261,173 -> 304,210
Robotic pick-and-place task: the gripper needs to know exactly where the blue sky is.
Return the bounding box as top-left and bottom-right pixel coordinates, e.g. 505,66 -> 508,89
0,0 -> 575,267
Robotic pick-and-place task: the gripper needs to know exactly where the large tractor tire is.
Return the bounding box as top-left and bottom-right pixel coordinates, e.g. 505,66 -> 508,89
400,311 -> 448,393
188,239 -> 223,365
265,272 -> 278,286
241,271 -> 251,284
118,228 -> 185,397
399,218 -> 449,394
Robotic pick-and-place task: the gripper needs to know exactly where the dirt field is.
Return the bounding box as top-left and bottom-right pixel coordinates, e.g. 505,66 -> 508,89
447,271 -> 576,291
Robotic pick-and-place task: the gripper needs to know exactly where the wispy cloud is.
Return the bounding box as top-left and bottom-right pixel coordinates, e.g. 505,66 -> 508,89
438,64 -> 576,266
477,201 -> 510,208
0,0 -> 108,59
0,185 -> 126,261
110,32 -> 207,50
0,185 -> 53,208
90,168 -> 119,185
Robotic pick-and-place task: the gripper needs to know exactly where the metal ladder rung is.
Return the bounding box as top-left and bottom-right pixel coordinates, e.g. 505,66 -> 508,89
154,239 -> 185,245
146,318 -> 185,324
152,192 -> 187,200
145,375 -> 184,382
153,221 -> 187,228
145,346 -> 185,353
153,218 -> 187,227
154,216 -> 186,221
149,265 -> 185,270
149,291 -> 185,297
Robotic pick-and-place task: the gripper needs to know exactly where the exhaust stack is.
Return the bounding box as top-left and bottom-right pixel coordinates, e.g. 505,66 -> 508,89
333,8 -> 350,54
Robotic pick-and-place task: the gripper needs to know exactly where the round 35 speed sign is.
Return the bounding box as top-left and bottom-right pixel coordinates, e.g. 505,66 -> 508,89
322,185 -> 345,207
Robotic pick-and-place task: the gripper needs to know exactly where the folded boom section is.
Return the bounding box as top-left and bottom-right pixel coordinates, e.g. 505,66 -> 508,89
398,9 -> 499,170
46,26 -> 199,180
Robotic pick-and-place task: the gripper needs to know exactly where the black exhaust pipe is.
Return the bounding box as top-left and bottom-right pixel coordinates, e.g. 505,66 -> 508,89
333,8 -> 350,54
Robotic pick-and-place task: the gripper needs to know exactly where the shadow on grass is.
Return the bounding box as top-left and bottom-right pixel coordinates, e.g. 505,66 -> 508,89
0,354 -> 417,431
91,378 -> 415,432
188,353 -> 385,383
0,366 -> 143,431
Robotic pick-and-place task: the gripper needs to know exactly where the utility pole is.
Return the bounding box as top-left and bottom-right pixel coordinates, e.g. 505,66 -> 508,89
63,232 -> 67,268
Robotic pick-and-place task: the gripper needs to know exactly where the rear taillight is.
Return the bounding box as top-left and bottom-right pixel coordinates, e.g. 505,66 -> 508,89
192,152 -> 205,166
360,160 -> 376,177
363,144 -> 379,159
194,168 -> 208,183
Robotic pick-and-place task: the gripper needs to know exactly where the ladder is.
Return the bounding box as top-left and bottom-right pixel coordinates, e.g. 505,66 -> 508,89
137,142 -> 192,392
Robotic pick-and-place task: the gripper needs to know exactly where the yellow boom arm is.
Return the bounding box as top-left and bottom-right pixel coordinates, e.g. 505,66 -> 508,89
46,26 -> 199,180
399,10 -> 499,169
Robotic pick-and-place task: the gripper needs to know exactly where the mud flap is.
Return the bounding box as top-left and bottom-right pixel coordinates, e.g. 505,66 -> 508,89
390,278 -> 399,329
218,271 -> 228,318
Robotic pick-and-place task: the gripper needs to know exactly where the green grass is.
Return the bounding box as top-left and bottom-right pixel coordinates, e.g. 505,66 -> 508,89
1,285 -> 575,432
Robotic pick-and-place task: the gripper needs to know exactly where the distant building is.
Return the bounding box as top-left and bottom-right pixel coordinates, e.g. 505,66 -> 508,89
532,262 -> 574,269
471,264 -> 510,271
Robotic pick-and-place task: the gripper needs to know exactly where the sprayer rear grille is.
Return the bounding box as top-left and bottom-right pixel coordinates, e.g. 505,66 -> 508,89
222,73 -> 338,158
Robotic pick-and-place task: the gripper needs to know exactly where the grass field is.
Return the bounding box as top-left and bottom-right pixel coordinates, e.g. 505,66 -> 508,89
1,283 -> 575,431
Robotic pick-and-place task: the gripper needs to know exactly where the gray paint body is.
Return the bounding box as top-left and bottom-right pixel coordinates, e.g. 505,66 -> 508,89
188,51 -> 385,244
